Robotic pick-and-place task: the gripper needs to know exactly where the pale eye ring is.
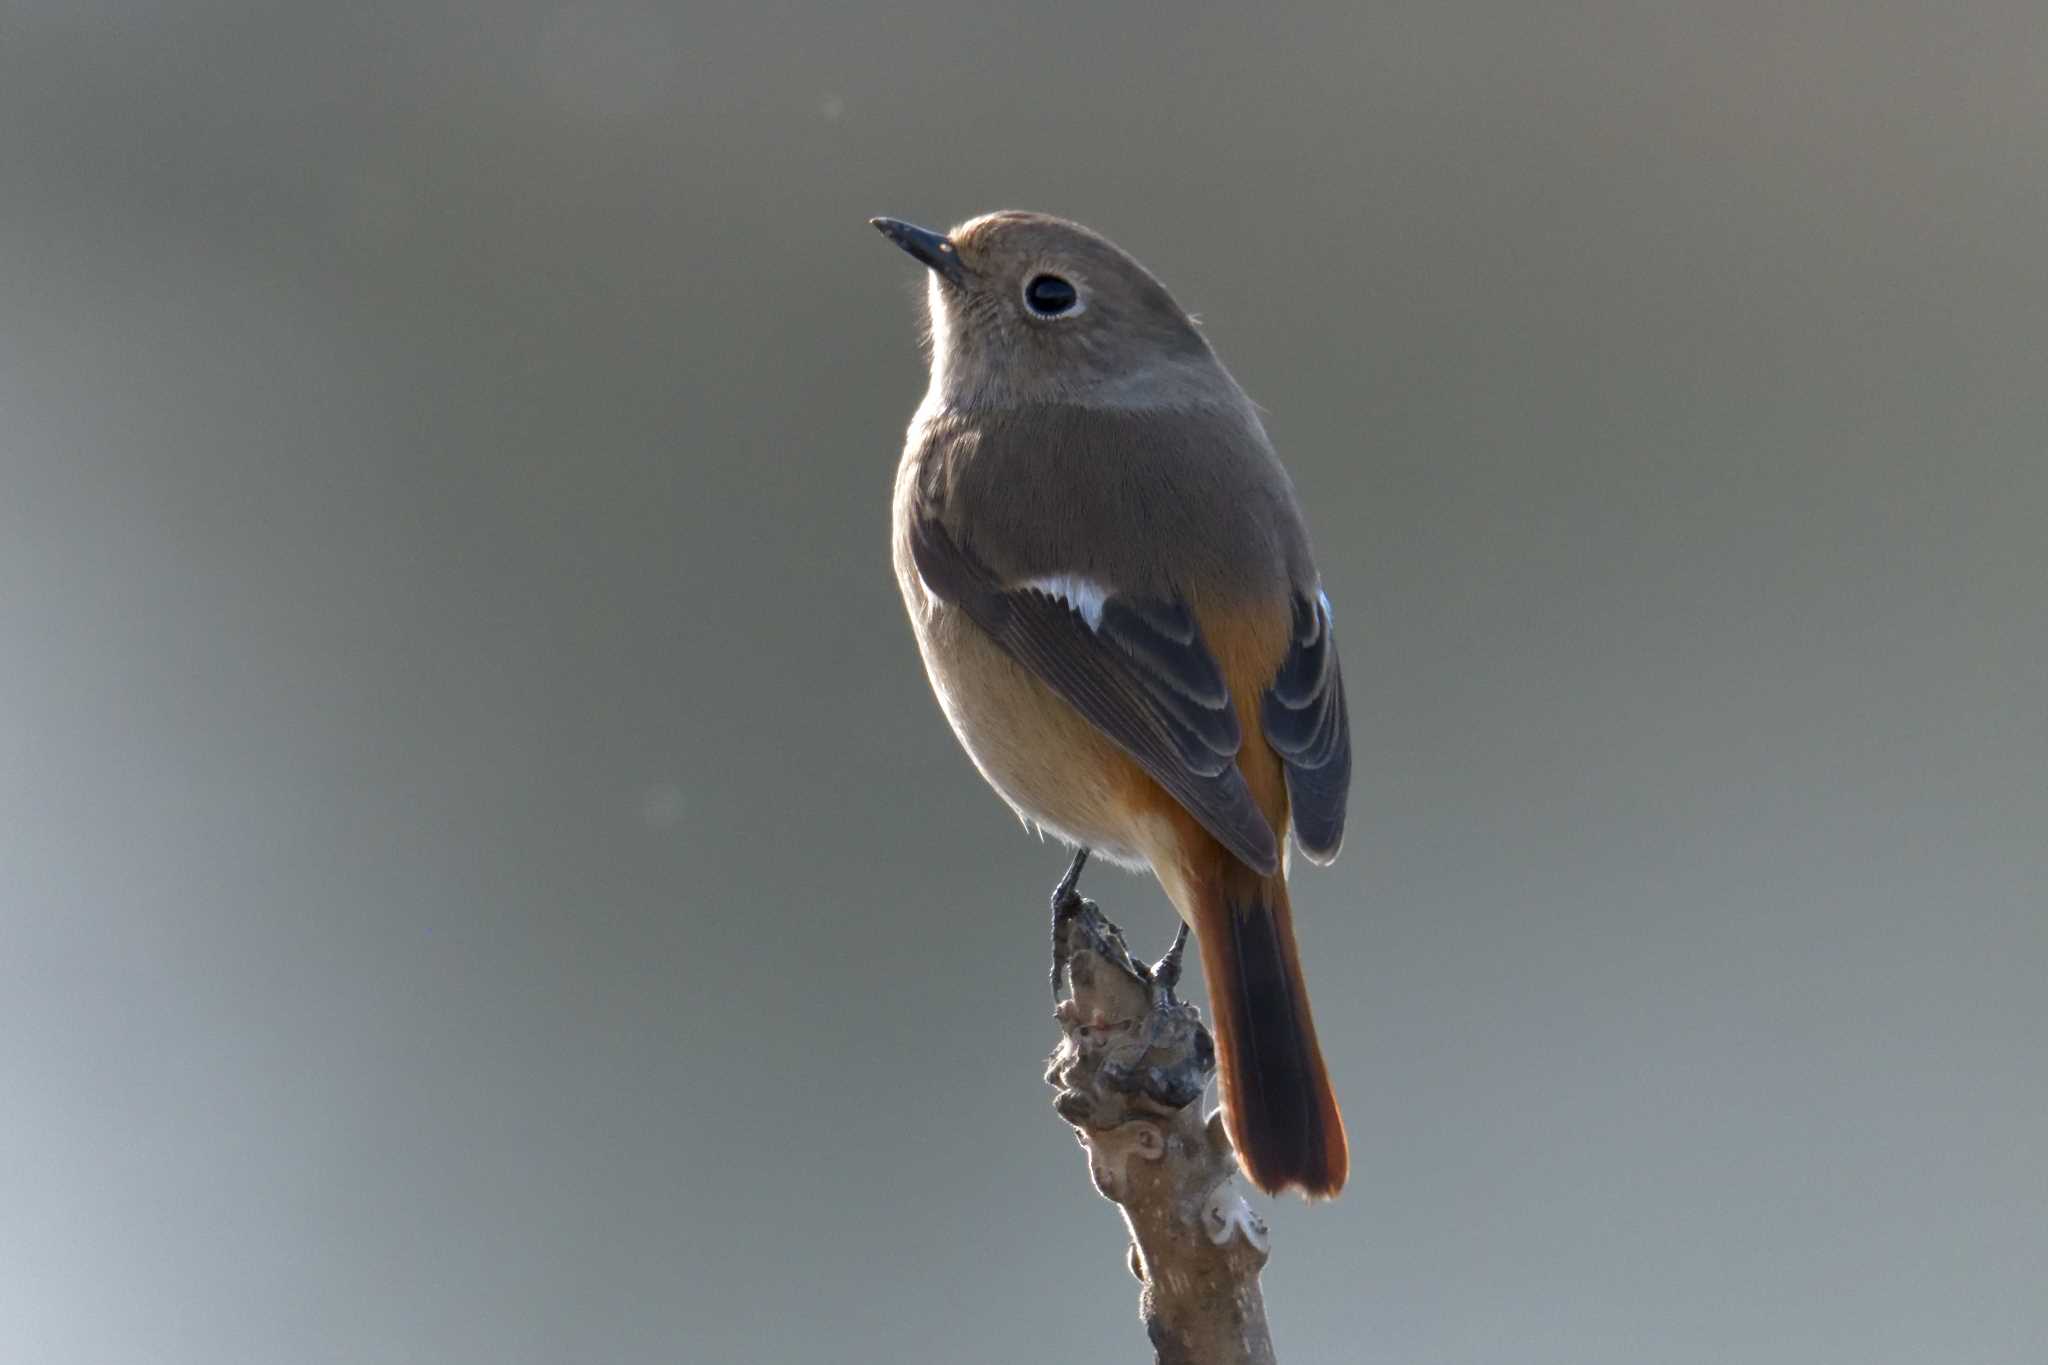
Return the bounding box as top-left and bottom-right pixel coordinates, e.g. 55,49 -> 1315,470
1022,273 -> 1081,319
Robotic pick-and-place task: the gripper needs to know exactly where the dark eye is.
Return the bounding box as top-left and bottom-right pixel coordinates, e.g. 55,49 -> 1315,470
1023,274 -> 1078,317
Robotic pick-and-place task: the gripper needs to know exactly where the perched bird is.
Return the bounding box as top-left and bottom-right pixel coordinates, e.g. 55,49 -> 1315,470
874,211 -> 1351,1198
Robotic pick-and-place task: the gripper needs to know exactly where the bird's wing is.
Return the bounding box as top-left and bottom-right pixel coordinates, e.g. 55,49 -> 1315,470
909,514 -> 1280,875
1260,588 -> 1350,863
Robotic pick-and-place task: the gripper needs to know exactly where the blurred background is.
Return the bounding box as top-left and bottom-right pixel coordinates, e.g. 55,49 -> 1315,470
3,3 -> 2044,1362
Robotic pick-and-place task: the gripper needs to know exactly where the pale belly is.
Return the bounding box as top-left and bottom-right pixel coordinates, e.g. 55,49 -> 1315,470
901,583 -> 1159,869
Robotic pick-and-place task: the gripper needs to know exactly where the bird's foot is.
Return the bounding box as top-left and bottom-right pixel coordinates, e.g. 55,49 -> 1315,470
1150,921 -> 1190,995
1127,922 -> 1193,1056
1048,846 -> 1091,1002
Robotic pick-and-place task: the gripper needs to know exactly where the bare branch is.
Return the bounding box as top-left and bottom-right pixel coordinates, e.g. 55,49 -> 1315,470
1047,895 -> 1277,1365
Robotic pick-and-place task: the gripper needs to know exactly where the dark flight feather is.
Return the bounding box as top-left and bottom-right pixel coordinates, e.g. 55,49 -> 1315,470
1260,590 -> 1350,863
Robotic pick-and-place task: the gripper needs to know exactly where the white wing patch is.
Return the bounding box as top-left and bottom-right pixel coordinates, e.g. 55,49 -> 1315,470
1022,574 -> 1108,631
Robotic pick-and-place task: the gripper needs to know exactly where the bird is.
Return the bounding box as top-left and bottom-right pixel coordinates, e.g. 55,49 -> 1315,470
873,210 -> 1351,1198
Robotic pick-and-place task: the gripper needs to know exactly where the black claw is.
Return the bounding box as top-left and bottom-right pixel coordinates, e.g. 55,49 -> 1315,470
1049,847 -> 1092,1001
1152,921 -> 1190,994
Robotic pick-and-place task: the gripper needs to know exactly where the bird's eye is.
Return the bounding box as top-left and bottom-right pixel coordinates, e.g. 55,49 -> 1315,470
1023,273 -> 1079,318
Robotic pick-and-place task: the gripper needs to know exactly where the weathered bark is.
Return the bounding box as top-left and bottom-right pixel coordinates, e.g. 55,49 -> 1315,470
1047,894 -> 1277,1365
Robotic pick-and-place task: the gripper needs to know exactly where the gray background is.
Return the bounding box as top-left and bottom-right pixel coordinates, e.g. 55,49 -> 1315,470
3,3 -> 2044,1362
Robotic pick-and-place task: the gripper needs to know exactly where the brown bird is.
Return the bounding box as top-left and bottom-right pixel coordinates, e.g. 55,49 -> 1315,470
875,211 -> 1351,1197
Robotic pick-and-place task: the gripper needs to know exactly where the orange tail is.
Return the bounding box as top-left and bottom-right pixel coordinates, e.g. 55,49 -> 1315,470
1190,862 -> 1349,1198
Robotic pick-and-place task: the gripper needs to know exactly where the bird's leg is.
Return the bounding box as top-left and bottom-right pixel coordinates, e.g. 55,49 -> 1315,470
1051,845 -> 1091,907
1150,921 -> 1191,995
1127,921 -> 1193,1055
1049,846 -> 1092,1001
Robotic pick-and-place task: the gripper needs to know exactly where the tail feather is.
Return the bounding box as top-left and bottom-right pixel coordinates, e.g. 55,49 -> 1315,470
1192,866 -> 1348,1198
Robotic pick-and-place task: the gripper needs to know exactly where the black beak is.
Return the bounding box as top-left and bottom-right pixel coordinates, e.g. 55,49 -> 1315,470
870,217 -> 970,286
